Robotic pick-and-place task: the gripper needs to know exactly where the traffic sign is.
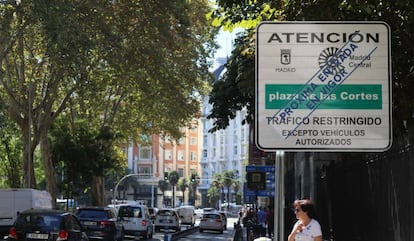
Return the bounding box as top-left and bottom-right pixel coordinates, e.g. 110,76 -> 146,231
255,21 -> 392,152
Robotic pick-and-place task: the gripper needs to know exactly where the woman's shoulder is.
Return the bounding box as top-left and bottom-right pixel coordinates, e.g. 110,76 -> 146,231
311,219 -> 321,227
310,219 -> 322,235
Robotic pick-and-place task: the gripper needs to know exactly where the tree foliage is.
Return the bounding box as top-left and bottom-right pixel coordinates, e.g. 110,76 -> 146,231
0,102 -> 22,187
0,0 -> 217,205
208,0 -> 414,134
177,177 -> 189,203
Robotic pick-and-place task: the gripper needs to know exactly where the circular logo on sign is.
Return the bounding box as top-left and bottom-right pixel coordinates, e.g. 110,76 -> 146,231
318,47 -> 339,67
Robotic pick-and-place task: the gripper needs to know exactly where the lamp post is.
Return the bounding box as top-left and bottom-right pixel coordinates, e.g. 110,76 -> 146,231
113,173 -> 156,207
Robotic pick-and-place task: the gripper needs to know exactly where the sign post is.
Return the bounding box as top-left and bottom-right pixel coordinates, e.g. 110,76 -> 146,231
255,21 -> 392,152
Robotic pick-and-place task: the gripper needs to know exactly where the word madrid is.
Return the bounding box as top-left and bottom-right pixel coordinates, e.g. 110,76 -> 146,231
267,32 -> 379,44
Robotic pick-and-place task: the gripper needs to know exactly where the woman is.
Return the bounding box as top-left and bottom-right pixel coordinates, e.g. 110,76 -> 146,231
288,199 -> 322,241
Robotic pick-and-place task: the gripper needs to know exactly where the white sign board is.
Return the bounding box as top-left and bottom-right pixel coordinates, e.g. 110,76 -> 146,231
255,21 -> 392,152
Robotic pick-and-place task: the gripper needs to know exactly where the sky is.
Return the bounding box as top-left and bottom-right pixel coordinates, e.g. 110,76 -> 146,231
212,28 -> 242,70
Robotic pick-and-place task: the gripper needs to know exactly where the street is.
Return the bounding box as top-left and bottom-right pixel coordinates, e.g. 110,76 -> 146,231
150,217 -> 238,241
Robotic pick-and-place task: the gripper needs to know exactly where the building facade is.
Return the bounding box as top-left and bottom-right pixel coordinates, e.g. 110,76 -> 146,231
119,123 -> 201,208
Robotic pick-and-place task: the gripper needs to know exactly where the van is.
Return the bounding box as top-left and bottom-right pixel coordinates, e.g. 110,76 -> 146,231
117,204 -> 153,239
0,189 -> 52,237
176,205 -> 195,226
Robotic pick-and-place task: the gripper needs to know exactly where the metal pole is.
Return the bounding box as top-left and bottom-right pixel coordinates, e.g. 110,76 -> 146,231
151,180 -> 155,207
274,152 -> 280,240
279,152 -> 285,241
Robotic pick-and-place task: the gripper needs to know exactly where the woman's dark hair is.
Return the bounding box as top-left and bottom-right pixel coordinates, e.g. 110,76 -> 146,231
294,199 -> 317,219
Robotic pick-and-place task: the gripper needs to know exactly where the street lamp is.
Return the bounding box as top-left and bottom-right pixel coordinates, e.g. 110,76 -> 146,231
113,173 -> 156,207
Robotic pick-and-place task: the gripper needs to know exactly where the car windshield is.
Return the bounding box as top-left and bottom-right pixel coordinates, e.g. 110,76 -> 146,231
16,214 -> 62,231
76,210 -> 108,219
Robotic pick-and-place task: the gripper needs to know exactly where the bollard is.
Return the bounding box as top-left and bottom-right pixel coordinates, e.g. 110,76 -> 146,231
164,233 -> 172,241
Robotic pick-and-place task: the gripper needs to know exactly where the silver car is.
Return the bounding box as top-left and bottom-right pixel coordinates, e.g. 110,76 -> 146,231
117,204 -> 153,239
199,212 -> 225,233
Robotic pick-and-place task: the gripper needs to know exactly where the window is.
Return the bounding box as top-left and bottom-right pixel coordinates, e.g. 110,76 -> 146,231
190,151 -> 197,161
220,134 -> 225,145
213,134 -> 217,146
140,147 -> 151,159
165,150 -> 172,160
139,166 -> 151,175
177,150 -> 185,161
190,137 -> 197,145
234,145 -> 238,155
203,135 -> 208,147
178,168 -> 184,177
203,149 -> 207,158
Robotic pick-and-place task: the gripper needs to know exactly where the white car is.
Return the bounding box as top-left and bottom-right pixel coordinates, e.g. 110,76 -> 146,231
154,208 -> 181,232
199,212 -> 225,234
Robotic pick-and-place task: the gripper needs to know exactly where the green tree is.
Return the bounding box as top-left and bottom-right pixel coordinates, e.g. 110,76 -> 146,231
189,172 -> 200,205
177,177 -> 189,205
0,0 -> 108,204
222,170 -> 236,208
0,0 -> 217,205
0,105 -> 22,188
158,179 -> 170,207
50,117 -> 126,205
212,173 -> 224,209
232,179 -> 241,204
168,171 -> 180,207
207,186 -> 220,208
208,0 -> 414,135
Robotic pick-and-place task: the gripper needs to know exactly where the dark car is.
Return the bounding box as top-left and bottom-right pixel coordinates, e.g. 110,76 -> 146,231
7,209 -> 89,241
76,207 -> 124,241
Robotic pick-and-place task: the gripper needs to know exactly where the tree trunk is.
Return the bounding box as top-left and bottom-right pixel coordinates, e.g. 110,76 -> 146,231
22,122 -> 36,189
92,175 -> 104,206
40,132 -> 58,208
172,186 -> 176,207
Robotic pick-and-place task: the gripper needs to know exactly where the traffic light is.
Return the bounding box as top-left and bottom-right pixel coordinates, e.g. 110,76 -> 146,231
191,174 -> 195,182
164,172 -> 168,181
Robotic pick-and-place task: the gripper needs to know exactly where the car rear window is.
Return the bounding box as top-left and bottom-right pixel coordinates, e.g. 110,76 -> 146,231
203,213 -> 220,219
158,210 -> 175,216
76,210 -> 109,219
16,214 -> 62,230
118,206 -> 142,218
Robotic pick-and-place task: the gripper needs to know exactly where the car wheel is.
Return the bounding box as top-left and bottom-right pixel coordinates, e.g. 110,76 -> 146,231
199,229 -> 203,233
118,229 -> 124,241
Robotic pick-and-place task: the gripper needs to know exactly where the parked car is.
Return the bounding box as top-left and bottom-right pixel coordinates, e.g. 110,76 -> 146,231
148,207 -> 158,222
199,212 -> 225,234
154,208 -> 181,232
176,205 -> 195,227
117,204 -> 153,239
7,209 -> 89,241
76,206 -> 124,241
